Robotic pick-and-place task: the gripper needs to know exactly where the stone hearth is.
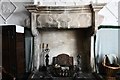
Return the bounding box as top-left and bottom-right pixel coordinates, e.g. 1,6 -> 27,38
25,4 -> 105,72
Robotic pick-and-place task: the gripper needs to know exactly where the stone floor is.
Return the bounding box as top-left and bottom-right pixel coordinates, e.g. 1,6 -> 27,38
29,71 -> 103,80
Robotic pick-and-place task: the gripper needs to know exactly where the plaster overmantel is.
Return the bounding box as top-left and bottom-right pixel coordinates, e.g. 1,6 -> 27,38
25,3 -> 105,29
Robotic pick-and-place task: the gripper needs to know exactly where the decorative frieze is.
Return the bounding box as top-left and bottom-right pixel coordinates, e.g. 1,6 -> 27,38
0,0 -> 16,20
26,4 -> 105,29
36,13 -> 91,28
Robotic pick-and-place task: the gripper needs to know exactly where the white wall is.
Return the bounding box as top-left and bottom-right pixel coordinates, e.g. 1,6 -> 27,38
98,0 -> 119,26
97,0 -> 120,64
0,0 -> 33,27
118,29 -> 120,73
95,29 -> 119,62
118,1 -> 120,26
118,1 -> 120,63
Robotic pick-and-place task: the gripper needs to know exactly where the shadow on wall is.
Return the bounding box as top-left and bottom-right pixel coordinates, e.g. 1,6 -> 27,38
119,29 -> 120,64
119,2 -> 120,64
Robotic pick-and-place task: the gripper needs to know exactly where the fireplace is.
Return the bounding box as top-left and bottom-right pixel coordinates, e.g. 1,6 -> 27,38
25,4 -> 105,72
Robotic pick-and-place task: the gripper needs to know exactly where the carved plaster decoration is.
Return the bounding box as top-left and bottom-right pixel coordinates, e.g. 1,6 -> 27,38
36,13 -> 91,28
46,14 -> 58,27
37,14 -> 58,28
0,14 -> 6,24
78,14 -> 91,27
33,36 -> 41,70
37,15 -> 43,27
25,17 -> 30,28
58,13 -> 71,28
68,13 -> 81,28
0,0 -> 16,21
31,13 -> 41,70
69,13 -> 91,28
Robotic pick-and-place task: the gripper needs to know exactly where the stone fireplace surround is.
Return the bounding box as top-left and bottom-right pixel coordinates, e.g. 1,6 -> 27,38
25,3 -> 105,72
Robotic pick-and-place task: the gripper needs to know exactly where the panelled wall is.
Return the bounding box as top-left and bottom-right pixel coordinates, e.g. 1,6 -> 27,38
0,27 -> 1,67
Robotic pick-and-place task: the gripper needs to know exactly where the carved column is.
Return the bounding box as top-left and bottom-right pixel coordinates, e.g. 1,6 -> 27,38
92,4 -> 106,32
90,3 -> 106,72
31,13 -> 41,70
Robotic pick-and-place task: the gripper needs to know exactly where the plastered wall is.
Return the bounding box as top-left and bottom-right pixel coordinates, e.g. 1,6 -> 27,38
0,0 -> 33,27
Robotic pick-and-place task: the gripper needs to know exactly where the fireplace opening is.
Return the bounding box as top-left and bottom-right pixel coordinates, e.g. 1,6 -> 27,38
38,28 -> 91,72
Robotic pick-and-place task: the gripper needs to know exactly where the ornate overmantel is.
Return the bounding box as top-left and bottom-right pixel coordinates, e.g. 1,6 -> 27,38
25,4 -> 105,71
26,4 -> 105,29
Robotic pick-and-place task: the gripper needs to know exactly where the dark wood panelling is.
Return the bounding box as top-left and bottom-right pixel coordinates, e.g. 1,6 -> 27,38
2,25 -> 25,79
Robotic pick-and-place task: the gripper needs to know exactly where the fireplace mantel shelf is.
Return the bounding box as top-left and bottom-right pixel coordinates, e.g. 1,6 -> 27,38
25,3 -> 105,12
